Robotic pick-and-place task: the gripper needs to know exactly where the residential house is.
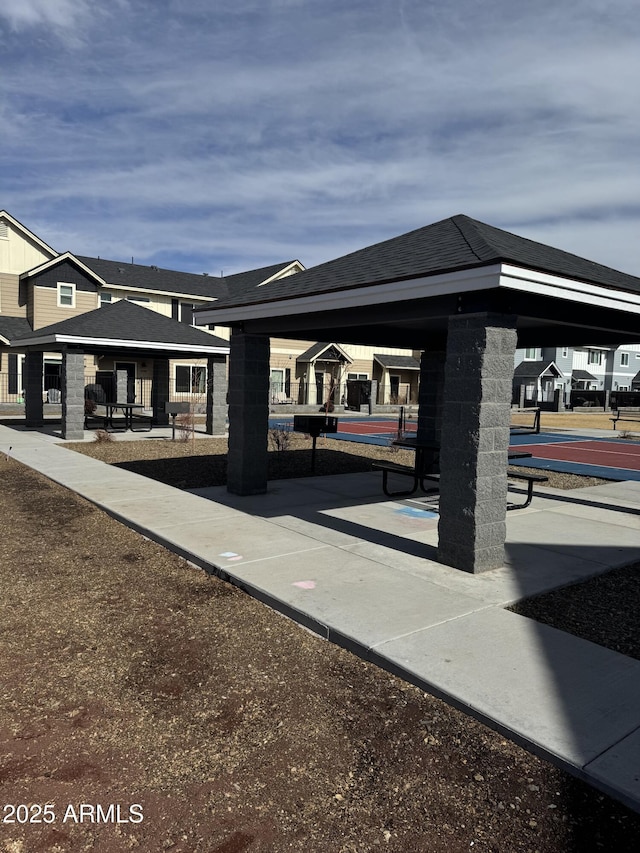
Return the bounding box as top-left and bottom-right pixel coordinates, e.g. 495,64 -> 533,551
513,344 -> 640,407
0,210 -> 419,409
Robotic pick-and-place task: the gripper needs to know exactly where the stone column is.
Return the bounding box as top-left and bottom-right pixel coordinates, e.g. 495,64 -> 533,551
206,356 -> 228,436
24,351 -> 44,428
437,314 -> 517,573
61,348 -> 86,440
227,331 -> 269,495
152,359 -> 170,425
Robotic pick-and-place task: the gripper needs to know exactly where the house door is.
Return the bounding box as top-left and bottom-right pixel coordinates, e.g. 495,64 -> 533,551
115,362 -> 136,403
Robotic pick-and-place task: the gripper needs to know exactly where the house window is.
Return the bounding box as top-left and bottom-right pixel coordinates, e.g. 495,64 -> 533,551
175,364 -> 206,394
100,292 -> 112,307
620,352 -> 629,367
348,372 -> 369,380
126,295 -> 150,303
587,350 -> 602,365
57,282 -> 75,307
561,347 -> 569,358
618,385 -> 629,391
523,348 -> 540,360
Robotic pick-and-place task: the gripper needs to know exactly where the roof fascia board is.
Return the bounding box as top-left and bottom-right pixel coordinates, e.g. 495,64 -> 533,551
103,283 -> 218,301
499,265 -> 640,314
20,252 -> 107,286
0,210 -> 58,258
14,333 -> 229,354
0,335 -> 11,346
195,265 -> 502,326
300,342 -> 352,363
257,260 -> 306,286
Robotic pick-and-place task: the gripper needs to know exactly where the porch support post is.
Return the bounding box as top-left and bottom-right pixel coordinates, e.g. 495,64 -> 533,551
227,330 -> 269,495
437,314 -> 517,573
24,351 -> 44,428
206,355 -> 228,436
152,359 -> 170,425
61,348 -> 85,440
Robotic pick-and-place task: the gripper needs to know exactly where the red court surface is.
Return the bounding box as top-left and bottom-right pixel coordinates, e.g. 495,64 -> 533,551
514,439 -> 640,474
337,418 -> 417,436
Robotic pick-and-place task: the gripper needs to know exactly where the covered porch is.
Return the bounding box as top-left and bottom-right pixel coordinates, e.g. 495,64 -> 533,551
12,299 -> 230,440
195,215 -> 640,574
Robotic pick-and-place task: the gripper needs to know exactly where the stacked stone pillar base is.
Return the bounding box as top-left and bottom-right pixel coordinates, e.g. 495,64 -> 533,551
62,349 -> 86,440
437,314 -> 517,573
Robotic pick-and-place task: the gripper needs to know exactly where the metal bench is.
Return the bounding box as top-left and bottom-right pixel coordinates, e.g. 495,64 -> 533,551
371,460 -> 439,498
507,470 -> 549,510
610,408 -> 640,431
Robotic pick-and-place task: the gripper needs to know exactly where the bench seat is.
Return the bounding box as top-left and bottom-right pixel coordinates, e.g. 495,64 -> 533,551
507,470 -> 549,510
129,413 -> 154,432
610,409 -> 640,430
371,460 -> 439,498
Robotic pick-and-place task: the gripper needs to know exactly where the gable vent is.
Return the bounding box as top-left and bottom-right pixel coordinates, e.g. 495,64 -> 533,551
0,220 -> 8,239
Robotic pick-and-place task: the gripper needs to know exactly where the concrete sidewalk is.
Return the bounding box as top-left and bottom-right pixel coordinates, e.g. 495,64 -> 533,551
3,422 -> 640,813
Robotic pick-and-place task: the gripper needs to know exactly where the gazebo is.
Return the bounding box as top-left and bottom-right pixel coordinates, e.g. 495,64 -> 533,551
195,215 -> 640,575
13,299 -> 230,440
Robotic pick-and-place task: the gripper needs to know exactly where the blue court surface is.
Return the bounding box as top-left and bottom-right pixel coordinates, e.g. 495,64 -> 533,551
271,417 -> 640,482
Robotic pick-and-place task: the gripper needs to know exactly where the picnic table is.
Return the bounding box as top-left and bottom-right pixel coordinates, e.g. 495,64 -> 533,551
372,437 -> 546,508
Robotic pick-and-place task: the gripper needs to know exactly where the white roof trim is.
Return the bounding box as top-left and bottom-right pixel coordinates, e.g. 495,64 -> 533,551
0,210 -> 58,258
195,260 -> 640,327
102,284 -> 218,301
20,252 -> 107,286
14,333 -> 229,354
298,342 -> 353,363
499,265 -> 640,314
0,334 -> 11,346
195,265 -> 502,325
257,260 -> 306,286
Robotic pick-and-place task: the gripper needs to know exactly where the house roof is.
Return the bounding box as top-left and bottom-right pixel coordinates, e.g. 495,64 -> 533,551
513,360 -> 562,379
75,256 -> 301,301
20,252 -> 107,286
572,369 -> 597,381
200,215 -> 640,312
0,316 -> 33,346
296,342 -> 352,363
373,354 -> 420,370
12,299 -> 229,355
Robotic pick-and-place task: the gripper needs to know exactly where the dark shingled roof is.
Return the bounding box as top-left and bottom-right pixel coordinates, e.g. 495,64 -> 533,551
296,342 -> 351,362
204,215 -> 640,310
12,299 -> 229,350
513,360 -> 561,379
374,354 -> 420,370
77,256 -> 299,301
0,316 -> 32,343
572,369 -> 597,381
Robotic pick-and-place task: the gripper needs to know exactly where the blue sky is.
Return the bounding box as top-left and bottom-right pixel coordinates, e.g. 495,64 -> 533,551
2,0 -> 639,277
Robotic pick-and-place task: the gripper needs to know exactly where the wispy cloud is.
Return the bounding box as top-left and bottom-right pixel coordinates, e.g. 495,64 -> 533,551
1,0 -> 639,276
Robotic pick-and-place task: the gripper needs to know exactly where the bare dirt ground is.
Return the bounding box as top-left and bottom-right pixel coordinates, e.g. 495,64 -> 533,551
2,422 -> 640,851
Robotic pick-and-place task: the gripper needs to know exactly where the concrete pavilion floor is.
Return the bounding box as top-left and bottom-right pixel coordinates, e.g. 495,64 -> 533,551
3,420 -> 640,813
